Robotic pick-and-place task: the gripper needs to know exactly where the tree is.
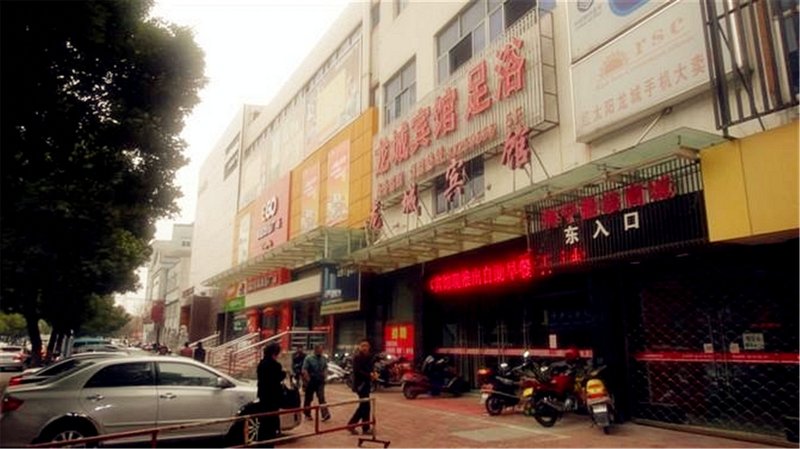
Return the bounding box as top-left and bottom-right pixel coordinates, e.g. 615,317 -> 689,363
0,1 -> 205,364
78,295 -> 131,337
0,313 -> 27,340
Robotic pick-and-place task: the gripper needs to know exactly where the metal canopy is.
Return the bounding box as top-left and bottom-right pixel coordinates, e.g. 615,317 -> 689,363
343,128 -> 727,273
202,227 -> 366,287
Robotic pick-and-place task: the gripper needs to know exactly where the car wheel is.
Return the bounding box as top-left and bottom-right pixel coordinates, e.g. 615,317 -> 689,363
41,421 -> 97,448
226,416 -> 261,446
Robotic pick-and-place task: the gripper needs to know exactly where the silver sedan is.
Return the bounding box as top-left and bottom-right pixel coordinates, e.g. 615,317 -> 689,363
0,355 -> 300,447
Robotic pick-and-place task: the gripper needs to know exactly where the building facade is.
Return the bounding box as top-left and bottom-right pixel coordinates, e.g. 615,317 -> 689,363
143,224 -> 193,346
189,0 -> 798,442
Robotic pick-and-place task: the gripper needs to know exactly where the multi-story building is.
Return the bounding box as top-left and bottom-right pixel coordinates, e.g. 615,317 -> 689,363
143,224 -> 193,346
191,0 -> 798,442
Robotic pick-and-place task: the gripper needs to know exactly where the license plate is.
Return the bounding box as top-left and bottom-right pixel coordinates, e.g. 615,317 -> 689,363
522,387 -> 533,397
480,393 -> 489,404
592,404 -> 608,414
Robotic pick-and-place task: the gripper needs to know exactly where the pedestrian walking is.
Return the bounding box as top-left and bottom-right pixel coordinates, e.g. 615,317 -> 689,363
179,342 -> 193,358
347,338 -> 374,435
301,344 -> 331,421
257,342 -> 285,448
193,341 -> 206,363
291,345 -> 306,388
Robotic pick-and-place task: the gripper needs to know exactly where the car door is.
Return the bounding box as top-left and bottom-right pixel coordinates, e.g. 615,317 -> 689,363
79,361 -> 157,438
156,361 -> 248,438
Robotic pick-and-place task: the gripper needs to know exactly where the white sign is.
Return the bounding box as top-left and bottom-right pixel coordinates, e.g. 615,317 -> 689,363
742,332 -> 765,351
571,1 -> 710,142
567,0 -> 671,62
548,334 -> 558,349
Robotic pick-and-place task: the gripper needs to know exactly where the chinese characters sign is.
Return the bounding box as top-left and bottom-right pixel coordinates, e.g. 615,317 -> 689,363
326,141 -> 350,226
427,252 -> 541,294
384,323 -> 415,358
571,1 -> 710,142
530,161 -> 707,265
301,162 -> 320,233
374,13 -> 548,203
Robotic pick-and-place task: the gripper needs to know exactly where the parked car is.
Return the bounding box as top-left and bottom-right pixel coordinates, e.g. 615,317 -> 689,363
0,346 -> 27,372
7,352 -> 129,387
0,355 -> 301,447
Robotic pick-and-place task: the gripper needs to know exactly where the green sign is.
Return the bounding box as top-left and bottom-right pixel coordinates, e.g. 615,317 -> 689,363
224,296 -> 245,312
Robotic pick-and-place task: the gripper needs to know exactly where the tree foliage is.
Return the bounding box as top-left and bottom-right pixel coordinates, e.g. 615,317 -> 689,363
78,296 -> 131,337
0,313 -> 27,339
0,0 -> 206,362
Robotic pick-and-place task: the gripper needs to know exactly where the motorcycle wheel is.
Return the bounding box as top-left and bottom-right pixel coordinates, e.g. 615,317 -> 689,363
402,383 -> 419,400
485,395 -> 504,416
533,400 -> 559,427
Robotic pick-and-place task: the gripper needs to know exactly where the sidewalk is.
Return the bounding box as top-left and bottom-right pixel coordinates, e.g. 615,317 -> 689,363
280,384 -> 784,448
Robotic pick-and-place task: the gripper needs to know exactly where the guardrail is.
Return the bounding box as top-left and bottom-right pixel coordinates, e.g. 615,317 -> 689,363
27,397 -> 389,448
229,330 -> 329,376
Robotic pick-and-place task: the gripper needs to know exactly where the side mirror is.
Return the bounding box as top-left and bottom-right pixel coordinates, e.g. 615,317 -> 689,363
216,377 -> 235,389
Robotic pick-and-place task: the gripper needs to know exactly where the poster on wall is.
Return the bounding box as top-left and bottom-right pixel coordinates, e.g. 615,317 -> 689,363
301,162 -> 320,233
321,267 -> 360,315
571,1 -> 710,142
304,40 -> 362,154
236,213 -> 251,265
326,141 -> 350,226
249,175 -> 291,258
567,0 -> 669,62
384,323 -> 415,359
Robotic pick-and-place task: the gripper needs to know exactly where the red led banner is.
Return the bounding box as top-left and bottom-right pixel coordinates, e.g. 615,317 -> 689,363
428,252 -> 536,294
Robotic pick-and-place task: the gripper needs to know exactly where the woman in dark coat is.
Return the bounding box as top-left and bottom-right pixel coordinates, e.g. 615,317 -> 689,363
257,343 -> 285,446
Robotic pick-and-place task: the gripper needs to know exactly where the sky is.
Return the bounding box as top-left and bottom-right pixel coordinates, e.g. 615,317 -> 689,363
116,0 -> 351,312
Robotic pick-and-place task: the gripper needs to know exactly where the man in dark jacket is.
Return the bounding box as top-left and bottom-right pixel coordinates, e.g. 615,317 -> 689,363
347,339 -> 373,435
291,345 -> 306,388
302,344 -> 330,421
193,341 -> 206,363
257,343 -> 285,447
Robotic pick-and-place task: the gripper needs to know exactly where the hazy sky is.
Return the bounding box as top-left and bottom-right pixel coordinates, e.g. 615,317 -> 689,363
116,0 -> 350,310
151,0 -> 351,240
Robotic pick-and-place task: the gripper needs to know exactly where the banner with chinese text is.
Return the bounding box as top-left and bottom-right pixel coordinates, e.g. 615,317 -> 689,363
326,140 -> 350,226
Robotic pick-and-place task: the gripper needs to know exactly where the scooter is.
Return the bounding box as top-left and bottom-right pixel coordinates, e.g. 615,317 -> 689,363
401,355 -> 468,399
327,357 -> 352,384
372,353 -> 411,390
478,351 -> 541,415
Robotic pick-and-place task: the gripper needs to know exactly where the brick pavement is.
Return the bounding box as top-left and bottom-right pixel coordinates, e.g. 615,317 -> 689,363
279,384 -> 784,448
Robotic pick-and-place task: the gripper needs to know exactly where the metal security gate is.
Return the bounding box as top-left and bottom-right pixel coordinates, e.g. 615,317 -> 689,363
626,243 -> 799,439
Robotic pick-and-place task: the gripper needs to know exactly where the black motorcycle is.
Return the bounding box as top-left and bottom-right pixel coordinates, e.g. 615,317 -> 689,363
478,351 -> 541,415
372,353 -> 410,390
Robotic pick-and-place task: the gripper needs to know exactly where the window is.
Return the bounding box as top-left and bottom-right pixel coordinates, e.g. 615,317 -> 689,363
223,152 -> 238,180
157,362 -> 218,387
395,0 -> 409,17
384,59 -> 416,125
181,240 -> 191,247
85,362 -> 154,388
437,0 -> 536,83
433,156 -> 485,215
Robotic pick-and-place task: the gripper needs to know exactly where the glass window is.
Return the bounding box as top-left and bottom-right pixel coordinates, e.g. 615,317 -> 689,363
450,35 -> 473,74
473,21 -> 486,54
85,362 -> 154,388
437,21 -> 459,57
489,9 -> 503,42
461,0 -> 484,32
158,362 -> 218,387
505,0 -> 535,28
384,59 -> 416,125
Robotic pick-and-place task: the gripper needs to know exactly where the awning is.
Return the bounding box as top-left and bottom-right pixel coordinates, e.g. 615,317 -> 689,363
202,227 -> 366,288
342,128 -> 727,273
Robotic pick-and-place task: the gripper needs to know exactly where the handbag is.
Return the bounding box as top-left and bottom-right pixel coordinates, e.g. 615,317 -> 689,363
281,383 -> 300,409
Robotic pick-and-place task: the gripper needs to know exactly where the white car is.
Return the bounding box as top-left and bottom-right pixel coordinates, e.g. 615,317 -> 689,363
0,346 -> 26,372
0,355 -> 300,447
